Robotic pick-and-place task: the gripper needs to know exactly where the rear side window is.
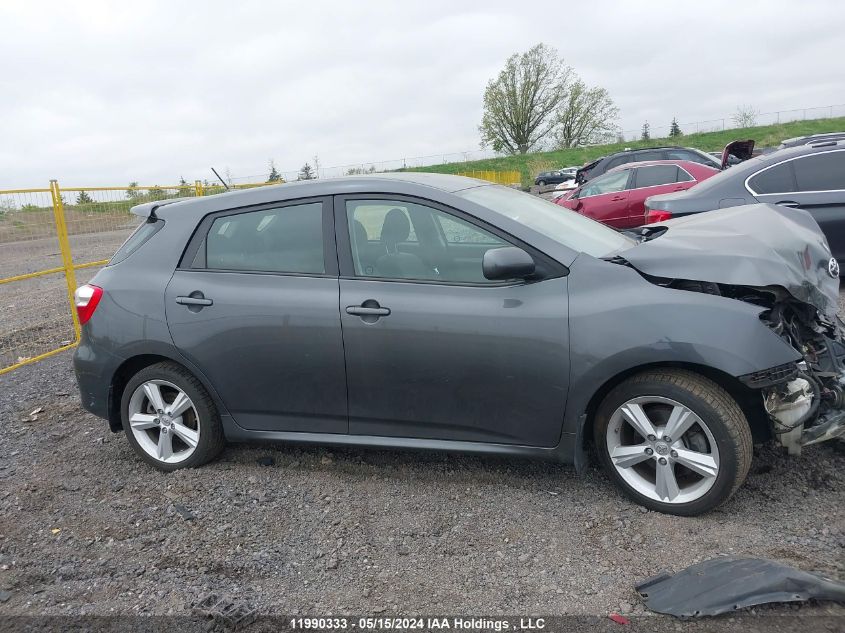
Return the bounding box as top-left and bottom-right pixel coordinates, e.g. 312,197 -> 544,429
202,202 -> 325,274
793,151 -> 845,191
109,219 -> 163,265
634,165 -> 679,188
604,155 -> 633,171
748,162 -> 797,194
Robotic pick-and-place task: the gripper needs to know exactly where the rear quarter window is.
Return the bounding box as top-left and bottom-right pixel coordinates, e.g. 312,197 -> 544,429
109,219 -> 163,265
748,161 -> 797,194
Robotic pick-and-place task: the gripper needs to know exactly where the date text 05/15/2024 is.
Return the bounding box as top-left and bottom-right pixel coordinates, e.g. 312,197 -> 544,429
290,617 -> 547,631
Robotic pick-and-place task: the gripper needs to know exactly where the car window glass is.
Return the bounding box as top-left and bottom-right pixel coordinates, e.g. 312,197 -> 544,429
635,165 -> 680,188
748,162 -> 797,194
580,170 -> 630,197
457,185 -> 634,258
676,168 -> 694,182
793,151 -> 845,191
635,150 -> 665,161
346,199 -> 506,283
204,202 -> 324,274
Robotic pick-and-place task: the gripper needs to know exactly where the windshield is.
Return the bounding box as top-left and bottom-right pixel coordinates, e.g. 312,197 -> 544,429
457,185 -> 634,258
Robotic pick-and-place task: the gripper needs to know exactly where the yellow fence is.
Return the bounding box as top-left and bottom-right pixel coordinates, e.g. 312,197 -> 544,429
456,170 -> 521,185
0,180 -> 276,375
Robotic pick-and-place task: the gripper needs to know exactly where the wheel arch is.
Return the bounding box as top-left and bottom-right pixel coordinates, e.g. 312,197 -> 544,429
107,352 -> 229,432
579,361 -> 770,451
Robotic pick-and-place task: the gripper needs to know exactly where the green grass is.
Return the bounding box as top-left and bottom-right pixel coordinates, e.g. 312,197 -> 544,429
406,117 -> 845,187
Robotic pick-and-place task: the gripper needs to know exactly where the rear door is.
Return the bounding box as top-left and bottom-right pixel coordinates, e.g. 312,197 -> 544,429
336,195 -> 570,447
165,197 -> 348,433
627,165 -> 690,225
750,149 -> 845,263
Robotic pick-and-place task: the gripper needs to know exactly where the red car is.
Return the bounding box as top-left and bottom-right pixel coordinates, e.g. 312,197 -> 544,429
555,160 -> 719,229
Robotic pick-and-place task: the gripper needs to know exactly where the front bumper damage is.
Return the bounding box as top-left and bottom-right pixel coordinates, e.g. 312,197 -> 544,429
748,312 -> 845,455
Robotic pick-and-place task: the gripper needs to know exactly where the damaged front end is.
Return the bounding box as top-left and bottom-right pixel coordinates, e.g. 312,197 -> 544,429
641,279 -> 845,454
614,204 -> 845,454
757,298 -> 845,454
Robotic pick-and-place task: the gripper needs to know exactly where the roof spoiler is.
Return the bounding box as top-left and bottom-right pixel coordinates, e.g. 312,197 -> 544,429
130,197 -> 190,221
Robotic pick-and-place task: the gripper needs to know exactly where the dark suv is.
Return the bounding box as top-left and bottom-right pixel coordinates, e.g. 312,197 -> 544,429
575,147 -> 720,184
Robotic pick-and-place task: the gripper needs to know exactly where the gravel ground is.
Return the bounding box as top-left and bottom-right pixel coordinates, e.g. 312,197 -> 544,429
0,299 -> 843,626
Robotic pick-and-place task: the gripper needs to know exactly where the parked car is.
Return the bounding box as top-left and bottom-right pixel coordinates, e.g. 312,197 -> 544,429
556,160 -> 719,229
645,141 -> 845,265
74,173 -> 845,515
779,131 -> 845,149
535,170 -> 575,186
575,146 -> 721,184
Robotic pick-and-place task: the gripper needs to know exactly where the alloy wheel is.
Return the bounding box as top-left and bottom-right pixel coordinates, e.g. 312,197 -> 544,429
605,396 -> 720,504
127,379 -> 200,464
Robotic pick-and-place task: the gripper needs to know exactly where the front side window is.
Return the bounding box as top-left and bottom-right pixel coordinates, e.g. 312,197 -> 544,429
346,199 -> 507,283
793,151 -> 845,192
634,165 -> 680,188
580,170 -> 631,198
748,162 -> 797,194
204,202 -> 324,273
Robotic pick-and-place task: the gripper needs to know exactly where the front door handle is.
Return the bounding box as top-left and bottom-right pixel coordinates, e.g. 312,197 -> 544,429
346,299 -> 391,323
611,195 -> 625,201
346,306 -> 390,317
176,292 -> 213,311
776,201 -> 800,208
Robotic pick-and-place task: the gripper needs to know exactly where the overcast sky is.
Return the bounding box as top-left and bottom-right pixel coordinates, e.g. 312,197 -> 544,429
1,0 -> 843,188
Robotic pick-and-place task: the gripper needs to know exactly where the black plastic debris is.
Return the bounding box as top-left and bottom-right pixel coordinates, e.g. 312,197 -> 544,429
636,557 -> 845,617
257,456 -> 275,467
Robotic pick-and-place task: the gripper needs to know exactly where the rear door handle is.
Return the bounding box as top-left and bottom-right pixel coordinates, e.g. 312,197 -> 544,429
776,201 -> 801,208
611,196 -> 625,201
176,295 -> 213,306
346,306 -> 390,316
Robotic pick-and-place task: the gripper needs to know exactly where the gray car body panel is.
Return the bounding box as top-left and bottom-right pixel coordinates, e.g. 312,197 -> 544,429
623,204 -> 840,318
74,173 -> 805,464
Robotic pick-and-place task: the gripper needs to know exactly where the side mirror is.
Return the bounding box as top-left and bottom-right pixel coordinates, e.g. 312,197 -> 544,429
483,247 -> 535,281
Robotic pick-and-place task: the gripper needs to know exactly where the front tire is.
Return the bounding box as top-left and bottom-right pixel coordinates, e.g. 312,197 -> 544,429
593,369 -> 752,516
121,361 -> 225,471
537,180 -> 546,187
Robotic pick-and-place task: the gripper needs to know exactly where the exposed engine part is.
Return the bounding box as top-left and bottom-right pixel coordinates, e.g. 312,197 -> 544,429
764,376 -> 816,455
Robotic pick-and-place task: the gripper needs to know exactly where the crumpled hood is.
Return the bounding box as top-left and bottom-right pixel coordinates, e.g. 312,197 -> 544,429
620,204 -> 840,317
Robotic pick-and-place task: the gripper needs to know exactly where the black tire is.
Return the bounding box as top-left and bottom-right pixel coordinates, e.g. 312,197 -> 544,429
537,180 -> 546,187
593,369 -> 752,516
121,361 -> 225,472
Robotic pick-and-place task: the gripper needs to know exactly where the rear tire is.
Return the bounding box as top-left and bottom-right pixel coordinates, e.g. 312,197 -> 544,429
121,361 -> 225,472
537,180 -> 546,187
593,369 -> 752,516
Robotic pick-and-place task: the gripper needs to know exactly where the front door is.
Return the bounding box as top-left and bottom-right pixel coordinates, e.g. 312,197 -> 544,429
336,195 -> 570,447
165,197 -> 348,433
572,169 -> 633,228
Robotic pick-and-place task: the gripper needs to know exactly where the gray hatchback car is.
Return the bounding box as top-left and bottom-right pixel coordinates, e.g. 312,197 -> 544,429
74,173 -> 845,515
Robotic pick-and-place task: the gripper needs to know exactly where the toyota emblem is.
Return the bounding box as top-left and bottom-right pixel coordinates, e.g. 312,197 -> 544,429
829,257 -> 840,279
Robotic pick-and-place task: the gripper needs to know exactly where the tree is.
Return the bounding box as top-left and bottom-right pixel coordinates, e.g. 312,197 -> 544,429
76,190 -> 94,205
479,43 -> 572,154
554,80 -> 619,148
641,121 -> 651,141
669,117 -> 682,137
732,104 -> 760,128
298,163 -> 316,180
267,160 -> 282,183
126,181 -> 140,200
